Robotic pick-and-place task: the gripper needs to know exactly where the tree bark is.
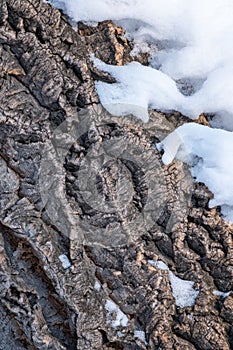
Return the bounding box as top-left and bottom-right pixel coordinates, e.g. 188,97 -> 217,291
0,1 -> 232,349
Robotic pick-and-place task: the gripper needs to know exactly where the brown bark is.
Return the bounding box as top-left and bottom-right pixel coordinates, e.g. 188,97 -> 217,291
0,1 -> 232,349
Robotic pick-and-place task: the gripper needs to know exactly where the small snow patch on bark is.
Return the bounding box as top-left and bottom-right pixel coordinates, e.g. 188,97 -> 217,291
134,330 -> 147,345
94,280 -> 101,291
148,259 -> 199,307
59,254 -> 71,269
213,290 -> 231,298
105,299 -> 128,328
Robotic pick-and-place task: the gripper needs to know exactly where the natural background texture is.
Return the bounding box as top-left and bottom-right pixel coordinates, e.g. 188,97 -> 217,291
0,1 -> 232,349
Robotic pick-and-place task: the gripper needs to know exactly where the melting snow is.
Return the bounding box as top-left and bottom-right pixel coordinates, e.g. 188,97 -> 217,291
148,260 -> 199,308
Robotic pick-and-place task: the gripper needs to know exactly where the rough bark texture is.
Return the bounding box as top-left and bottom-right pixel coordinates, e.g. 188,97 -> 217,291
0,1 -> 232,349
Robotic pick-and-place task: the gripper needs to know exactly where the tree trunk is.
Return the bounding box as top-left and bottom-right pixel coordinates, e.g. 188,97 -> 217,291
0,1 -> 232,349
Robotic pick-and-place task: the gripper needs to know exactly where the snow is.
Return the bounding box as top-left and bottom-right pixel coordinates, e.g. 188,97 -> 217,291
148,260 -> 199,308
94,280 -> 101,291
48,0 -> 233,220
93,57 -> 233,123
117,331 -> 124,337
58,254 -> 71,269
93,57 -> 186,122
213,290 -> 231,298
50,0 -> 233,126
157,123 -> 233,222
105,299 -> 128,328
134,330 -> 147,345
187,313 -> 194,321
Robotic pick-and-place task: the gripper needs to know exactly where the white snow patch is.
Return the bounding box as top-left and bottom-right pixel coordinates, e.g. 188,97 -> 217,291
93,57 -> 187,122
148,259 -> 168,270
157,123 -> 233,222
187,312 -> 194,321
93,55 -> 233,123
117,331 -> 124,337
58,254 -> 71,269
134,330 -> 147,345
94,280 -> 101,291
148,260 -> 199,308
213,290 -> 231,298
105,299 -> 128,328
169,272 -> 199,308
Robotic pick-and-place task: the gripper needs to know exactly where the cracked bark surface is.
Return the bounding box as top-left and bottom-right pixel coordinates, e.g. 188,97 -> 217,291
0,1 -> 232,349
